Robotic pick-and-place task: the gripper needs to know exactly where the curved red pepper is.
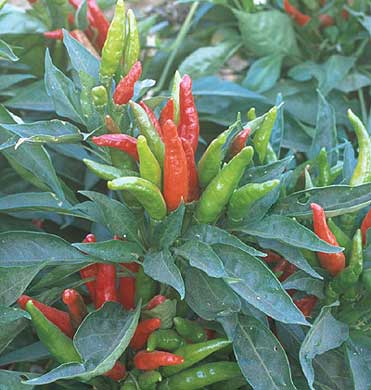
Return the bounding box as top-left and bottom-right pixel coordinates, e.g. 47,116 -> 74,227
181,138 -> 200,202
294,296 -> 317,317
62,289 -> 87,330
104,361 -> 127,381
86,0 -> 109,49
229,128 -> 251,157
160,98 -> 175,131
44,30 -> 64,40
80,233 -> 97,303
283,0 -> 311,26
130,318 -> 161,350
92,134 -> 139,161
113,61 -> 142,105
360,207 -> 371,246
145,295 -> 167,310
134,350 -> 184,371
95,264 -> 119,309
139,101 -> 163,139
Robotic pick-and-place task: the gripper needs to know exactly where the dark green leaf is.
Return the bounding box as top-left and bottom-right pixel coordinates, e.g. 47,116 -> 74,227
143,299 -> 177,329
0,370 -> 37,389
283,271 -> 325,299
0,39 -> 18,61
0,342 -> 49,365
0,306 -> 30,324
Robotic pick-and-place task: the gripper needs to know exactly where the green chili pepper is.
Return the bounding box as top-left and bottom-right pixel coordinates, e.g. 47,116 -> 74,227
173,317 -> 207,343
317,148 -> 331,187
252,106 -> 277,164
247,107 -> 256,121
130,101 -> 165,167
135,266 -> 158,304
83,158 -> 138,180
138,371 -> 162,388
137,135 -> 162,188
209,375 -> 247,390
108,176 -> 167,220
361,268 -> 371,293
121,375 -> 138,390
197,128 -> 232,188
342,284 -> 361,303
25,301 -> 81,364
228,179 -> 279,222
123,9 -> 140,75
327,218 -> 352,254
300,249 -> 320,267
159,362 -> 240,389
91,85 -> 108,110
304,165 -> 314,190
171,71 -> 181,125
99,0 -> 126,84
196,146 -> 254,224
147,329 -> 185,352
265,143 -> 278,163
348,109 -> 371,186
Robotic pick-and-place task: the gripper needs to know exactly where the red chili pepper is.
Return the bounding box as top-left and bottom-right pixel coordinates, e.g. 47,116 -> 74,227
18,295 -> 74,338
163,119 -> 189,211
119,263 -> 139,310
181,138 -> 200,202
68,0 -> 80,8
178,75 -> 199,153
319,14 -> 335,27
160,98 -> 175,131
68,13 -> 75,26
134,350 -> 184,371
311,203 -> 346,276
283,0 -> 311,26
62,289 -> 87,330
95,264 -> 119,309
44,30 -> 64,40
113,61 -> 142,106
130,318 -> 161,350
92,134 -> 139,161
229,128 -> 251,157
139,101 -> 163,139
360,207 -> 371,246
145,295 -> 167,310
104,361 -> 127,381
281,263 -> 297,282
86,0 -> 109,49
205,328 -> 216,340
262,250 -> 283,264
294,296 -> 317,317
80,234 -> 97,303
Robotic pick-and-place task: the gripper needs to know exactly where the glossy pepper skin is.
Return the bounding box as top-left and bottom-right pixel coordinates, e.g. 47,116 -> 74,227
163,119 -> 189,211
159,362 -> 240,390
113,61 -> 142,106
229,127 -> 251,158
83,158 -> 138,181
145,295 -> 167,310
104,361 -> 127,381
348,109 -> 371,186
87,0 -> 109,49
18,295 -> 74,338
62,289 -> 87,330
134,350 -> 184,371
25,301 -> 81,364
108,177 -> 167,220
294,296 -> 317,317
123,9 -> 140,75
360,207 -> 371,246
119,263 -> 139,310
196,146 -> 254,224
130,318 -> 161,350
228,179 -> 279,222
95,264 -> 119,309
137,135 -> 162,188
311,203 -> 345,276
160,99 -> 174,131
317,148 -> 331,187
80,233 -> 97,303
135,266 -> 158,304
139,101 -> 162,139
99,0 -> 126,84
181,138 -> 200,202
178,75 -> 199,153
283,0 -> 311,26
91,86 -> 108,110
161,338 -> 231,377
147,329 -> 185,352
92,134 -> 139,161
173,317 -> 207,343
327,218 -> 352,253
138,370 -> 162,387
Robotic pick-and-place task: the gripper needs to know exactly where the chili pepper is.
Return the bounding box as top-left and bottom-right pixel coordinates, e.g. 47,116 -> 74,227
283,0 -> 311,26
265,143 -> 278,163
361,207 -> 371,246
104,361 -> 127,381
25,301 -> 81,364
95,263 -> 119,309
130,318 -> 161,350
293,296 -> 317,317
121,375 -> 138,390
317,148 -> 331,187
44,30 -> 64,40
262,250 -> 283,264
301,248 -> 320,268
177,75 -> 199,153
197,128 -> 232,188
83,158 -> 138,181
62,289 -> 87,330
80,233 -> 97,302
18,295 -> 74,338
228,179 -> 279,222
99,0 -> 125,84
247,107 -> 256,121
87,0 -> 109,49
70,30 -> 100,58
92,134 -> 139,161
272,258 -> 289,280
119,263 -> 139,310
181,138 -> 200,202
123,9 -> 140,75
361,268 -> 371,293
173,317 -> 207,343
163,119 -> 189,211
171,71 -> 181,125
160,99 -> 174,131
134,350 -> 184,371
281,263 -> 297,282
137,135 -> 162,188
135,266 -> 158,304
139,101 -> 162,138
130,100 -> 165,167
205,328 -> 216,340
147,329 -> 185,352
138,370 -> 162,387
113,61 -> 142,106
108,177 -> 167,220
252,106 -> 277,164
311,203 -> 345,276
348,109 -> 371,186
91,85 -> 108,110
319,14 -> 334,27
105,114 -> 120,134
328,218 -> 352,253
160,362 -> 240,389
196,146 -> 254,224
229,127 -> 251,158
145,295 -> 167,310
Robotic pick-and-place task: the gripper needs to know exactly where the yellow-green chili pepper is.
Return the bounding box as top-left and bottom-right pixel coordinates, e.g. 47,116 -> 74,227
91,85 -> 108,111
83,158 -> 138,180
123,9 -> 140,75
137,135 -> 162,188
171,71 -> 182,125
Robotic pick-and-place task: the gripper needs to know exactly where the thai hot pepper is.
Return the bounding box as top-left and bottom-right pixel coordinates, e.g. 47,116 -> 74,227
327,218 -> 352,253
283,0 -> 311,26
91,85 -> 108,111
228,179 -> 279,222
80,233 -> 97,303
161,338 -> 231,377
137,135 -> 162,188
145,295 -> 167,310
92,134 -> 139,161
62,289 -> 87,330
181,138 -> 200,202
105,114 -> 120,134
361,207 -> 371,246
99,0 -> 126,84
160,99 -> 174,131
311,203 -> 345,276
135,266 -> 158,304
196,146 -> 254,224
123,9 -> 140,75
113,61 -> 142,106
95,263 -> 119,309
119,262 -> 139,310
44,30 -> 64,40
108,177 -> 167,220
139,101 -> 162,139
247,107 -> 256,121
25,301 -> 81,364
159,362 -> 240,389
83,158 -> 138,181
294,296 -> 317,317
134,350 -> 184,371
317,148 -> 331,187
171,71 -> 181,125
87,0 -> 109,49
104,361 -> 127,381
173,317 -> 207,343
163,119 -> 189,211
177,75 -> 199,153
130,318 -> 161,350
138,370 -> 162,387
229,127 -> 251,158
147,329 -> 185,352
18,295 -> 74,338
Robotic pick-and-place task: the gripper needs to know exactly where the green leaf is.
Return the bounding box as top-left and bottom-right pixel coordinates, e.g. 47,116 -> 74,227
174,240 -> 226,278
283,271 -> 325,299
242,157 -> 293,184
0,306 -> 30,324
143,249 -> 185,299
0,231 -> 87,267
272,184 -> 371,218
185,267 -> 241,321
0,370 -> 37,389
336,72 -> 371,93
0,74 -> 36,91
143,299 -> 177,329
299,304 -> 349,390
0,39 -> 18,61
75,0 -> 89,31
0,342 -> 49,365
